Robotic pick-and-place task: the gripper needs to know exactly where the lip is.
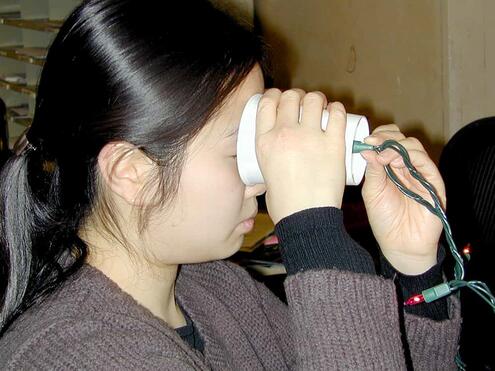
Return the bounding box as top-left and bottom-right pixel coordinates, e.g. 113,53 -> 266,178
240,217 -> 255,232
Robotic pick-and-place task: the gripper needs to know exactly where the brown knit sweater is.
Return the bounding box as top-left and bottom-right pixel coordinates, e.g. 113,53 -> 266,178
0,207 -> 461,369
0,258 -> 461,370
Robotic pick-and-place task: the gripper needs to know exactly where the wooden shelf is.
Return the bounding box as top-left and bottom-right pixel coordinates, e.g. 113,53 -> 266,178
0,78 -> 36,98
6,105 -> 32,128
11,116 -> 32,127
0,18 -> 62,32
0,3 -> 79,148
0,45 -> 45,66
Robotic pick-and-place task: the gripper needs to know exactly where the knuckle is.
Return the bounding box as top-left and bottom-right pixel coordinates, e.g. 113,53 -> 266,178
304,91 -> 325,105
264,88 -> 282,96
407,137 -> 424,148
281,89 -> 302,101
329,102 -> 347,117
408,136 -> 420,144
372,124 -> 402,136
371,125 -> 384,134
303,91 -> 326,108
388,124 -> 400,131
258,96 -> 276,113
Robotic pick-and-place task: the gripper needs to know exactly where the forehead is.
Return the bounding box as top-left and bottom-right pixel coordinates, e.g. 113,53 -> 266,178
214,65 -> 264,133
192,65 -> 265,148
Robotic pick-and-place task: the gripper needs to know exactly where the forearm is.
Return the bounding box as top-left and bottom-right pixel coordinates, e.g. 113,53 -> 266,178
275,207 -> 403,368
284,268 -> 407,370
274,206 -> 375,275
273,206 -> 458,369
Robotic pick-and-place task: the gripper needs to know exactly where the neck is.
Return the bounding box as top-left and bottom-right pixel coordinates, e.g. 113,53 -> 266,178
82,230 -> 186,329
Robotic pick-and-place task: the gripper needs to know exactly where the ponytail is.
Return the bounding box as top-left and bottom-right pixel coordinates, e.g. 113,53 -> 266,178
0,142 -> 87,334
0,149 -> 35,332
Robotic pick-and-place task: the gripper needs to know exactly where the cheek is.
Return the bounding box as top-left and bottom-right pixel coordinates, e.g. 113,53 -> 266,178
182,157 -> 245,216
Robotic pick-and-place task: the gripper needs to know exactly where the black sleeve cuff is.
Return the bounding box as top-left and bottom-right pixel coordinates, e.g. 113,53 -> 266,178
380,244 -> 449,321
274,207 -> 376,276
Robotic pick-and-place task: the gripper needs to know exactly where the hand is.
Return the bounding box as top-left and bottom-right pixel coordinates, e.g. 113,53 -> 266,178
255,88 -> 347,225
360,125 -> 445,275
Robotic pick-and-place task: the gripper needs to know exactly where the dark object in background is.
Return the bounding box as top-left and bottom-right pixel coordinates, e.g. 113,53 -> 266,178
0,98 -> 12,167
231,241 -> 287,303
439,117 -> 495,371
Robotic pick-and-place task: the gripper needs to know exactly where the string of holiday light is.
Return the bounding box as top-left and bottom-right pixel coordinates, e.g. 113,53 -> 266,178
353,139 -> 495,370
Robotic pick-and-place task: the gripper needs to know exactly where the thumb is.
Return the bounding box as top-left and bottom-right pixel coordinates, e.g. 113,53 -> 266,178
361,134 -> 387,180
361,151 -> 387,201
361,150 -> 387,183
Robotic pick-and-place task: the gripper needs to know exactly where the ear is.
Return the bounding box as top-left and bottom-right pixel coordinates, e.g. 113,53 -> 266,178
97,141 -> 155,206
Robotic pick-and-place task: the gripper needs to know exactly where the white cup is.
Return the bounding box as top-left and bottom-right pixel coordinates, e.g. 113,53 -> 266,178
237,94 -> 369,186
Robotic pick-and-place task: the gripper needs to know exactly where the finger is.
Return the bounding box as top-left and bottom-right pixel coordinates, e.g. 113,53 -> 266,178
277,89 -> 306,128
365,131 -> 406,146
379,148 -> 446,206
361,149 -> 388,196
376,136 -> 426,165
399,136 -> 425,152
324,101 -> 346,141
365,124 -> 405,145
361,149 -> 387,179
376,148 -> 402,166
388,149 -> 425,168
300,91 -> 327,130
390,149 -> 440,182
256,88 -> 282,136
372,124 -> 402,134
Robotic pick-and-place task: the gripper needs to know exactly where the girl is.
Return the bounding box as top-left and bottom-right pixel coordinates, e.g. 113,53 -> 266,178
0,0 -> 460,369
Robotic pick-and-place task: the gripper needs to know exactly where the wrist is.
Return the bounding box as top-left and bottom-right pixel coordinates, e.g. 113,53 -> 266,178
380,245 -> 449,321
270,196 -> 343,225
381,250 -> 437,275
275,207 -> 376,275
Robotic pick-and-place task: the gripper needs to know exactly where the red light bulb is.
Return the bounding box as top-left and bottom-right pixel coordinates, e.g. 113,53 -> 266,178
404,294 -> 425,306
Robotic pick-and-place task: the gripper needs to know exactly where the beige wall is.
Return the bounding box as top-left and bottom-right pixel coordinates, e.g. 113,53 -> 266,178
211,0 -> 254,27
444,0 -> 495,139
255,0 -> 495,160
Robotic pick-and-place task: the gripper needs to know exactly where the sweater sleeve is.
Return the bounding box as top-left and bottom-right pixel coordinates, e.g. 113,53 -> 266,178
274,207 -> 376,275
262,207 -> 462,370
277,207 -> 449,320
380,244 -> 449,321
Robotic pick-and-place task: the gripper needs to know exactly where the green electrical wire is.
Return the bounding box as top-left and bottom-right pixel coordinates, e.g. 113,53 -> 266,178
353,139 -> 495,370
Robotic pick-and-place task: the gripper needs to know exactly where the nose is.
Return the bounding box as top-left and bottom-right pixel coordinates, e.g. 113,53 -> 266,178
245,183 -> 266,198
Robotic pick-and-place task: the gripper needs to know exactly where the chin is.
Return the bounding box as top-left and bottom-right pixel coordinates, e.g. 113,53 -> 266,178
216,237 -> 244,261
219,246 -> 242,260
182,236 -> 244,264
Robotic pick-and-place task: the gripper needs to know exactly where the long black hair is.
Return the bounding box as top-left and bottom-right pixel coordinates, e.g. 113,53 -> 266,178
0,0 -> 268,334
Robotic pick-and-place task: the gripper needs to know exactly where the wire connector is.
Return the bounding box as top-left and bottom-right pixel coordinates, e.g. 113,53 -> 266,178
422,282 -> 452,303
405,283 -> 453,306
352,140 -> 375,153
